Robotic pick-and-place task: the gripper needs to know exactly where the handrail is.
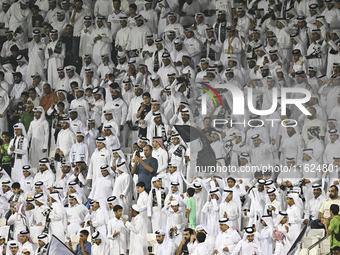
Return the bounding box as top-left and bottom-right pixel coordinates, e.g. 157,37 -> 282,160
307,234 -> 330,255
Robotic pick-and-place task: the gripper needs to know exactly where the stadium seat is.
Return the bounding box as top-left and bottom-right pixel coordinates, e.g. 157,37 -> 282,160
299,248 -> 308,255
0,218 -> 6,227
70,234 -> 79,248
147,233 -> 157,252
308,229 -> 325,238
302,236 -> 319,249
320,236 -> 330,254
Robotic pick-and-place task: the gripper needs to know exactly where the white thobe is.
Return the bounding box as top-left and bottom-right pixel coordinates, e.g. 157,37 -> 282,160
69,118 -> 85,135
231,240 -> 263,255
157,65 -> 178,91
115,26 -> 130,52
90,26 -> 113,66
49,201 -> 66,241
10,82 -> 27,105
214,228 -> 241,254
66,203 -> 88,236
140,9 -> 158,34
202,199 -> 220,237
94,0 -> 113,18
323,139 -> 340,164
87,147 -> 112,184
305,195 -> 327,221
33,169 -> 55,188
219,200 -> 239,228
221,36 -> 243,67
92,242 -> 110,255
137,191 -> 151,232
70,97 -> 90,123
107,217 -> 129,255
147,187 -> 166,232
7,212 -> 28,241
85,207 -> 108,235
56,128 -> 76,179
8,136 -> 29,182
27,118 -> 49,168
162,204 -> 187,245
125,214 -> 148,255
0,88 -> 9,133
152,147 -> 168,174
319,84 -> 340,117
154,239 -> 178,255
287,204 -> 302,242
126,24 -> 152,51
45,40 -> 66,89
183,37 -> 202,67
89,175 -> 114,201
259,226 -> 274,255
6,2 -> 32,36
25,40 -> 46,79
280,133 -> 305,166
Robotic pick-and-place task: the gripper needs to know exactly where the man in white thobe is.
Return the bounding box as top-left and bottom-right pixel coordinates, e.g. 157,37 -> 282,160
27,106 -> 49,168
124,205 -> 148,255
214,218 -> 241,255
87,137 -> 112,185
153,229 -> 178,255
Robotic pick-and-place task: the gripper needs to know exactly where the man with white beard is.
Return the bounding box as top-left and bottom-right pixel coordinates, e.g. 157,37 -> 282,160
27,106 -> 49,168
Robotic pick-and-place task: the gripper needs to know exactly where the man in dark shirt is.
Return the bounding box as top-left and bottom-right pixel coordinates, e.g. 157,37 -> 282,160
69,229 -> 91,255
62,24 -> 74,66
176,228 -> 195,255
200,117 -> 216,142
132,144 -> 158,193
137,92 -> 151,138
